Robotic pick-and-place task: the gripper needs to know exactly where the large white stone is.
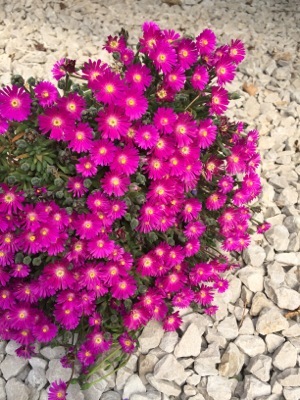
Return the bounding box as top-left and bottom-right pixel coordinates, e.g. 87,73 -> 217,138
256,307 -> 289,334
0,355 -> 28,381
153,354 -> 185,381
123,374 -> 146,399
219,343 -> 244,378
272,341 -> 298,370
234,335 -> 266,357
174,322 -> 203,358
138,320 -> 164,354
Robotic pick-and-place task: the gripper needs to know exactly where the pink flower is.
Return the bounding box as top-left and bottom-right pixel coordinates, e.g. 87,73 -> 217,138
119,332 -> 136,353
209,86 -> 229,115
110,145 -> 139,176
135,124 -> 159,150
181,198 -> 202,222
81,59 -> 108,89
97,106 -> 131,140
0,85 -> 31,122
58,93 -> 86,120
172,288 -> 194,308
93,70 -> 124,104
150,41 -> 177,74
87,331 -> 112,354
33,319 -> 58,343
90,139 -> 116,166
216,56 -> 236,85
101,172 -> 130,197
163,311 -> 182,331
103,35 -> 126,53
125,64 -> 152,90
184,220 -> 206,239
257,222 -> 271,234
0,116 -> 8,134
189,263 -> 213,285
0,185 -> 24,215
87,235 -> 115,259
196,29 -> 216,55
77,343 -> 96,367
48,380 -> 68,400
43,260 -> 75,291
190,65 -> 209,91
67,177 -> 88,197
194,286 -> 214,305
177,38 -> 198,70
111,276 -> 137,300
118,89 -> 148,120
205,191 -> 227,211
123,306 -> 149,330
108,199 -> 127,220
229,39 -> 246,64
218,176 -> 234,194
145,157 -> 169,180
38,107 -> 73,141
153,107 -> 177,134
51,58 -> 67,80
139,21 -> 162,53
34,81 -> 58,107
164,67 -> 186,92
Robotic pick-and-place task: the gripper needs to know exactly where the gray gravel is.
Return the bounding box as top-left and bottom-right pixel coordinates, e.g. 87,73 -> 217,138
0,0 -> 299,399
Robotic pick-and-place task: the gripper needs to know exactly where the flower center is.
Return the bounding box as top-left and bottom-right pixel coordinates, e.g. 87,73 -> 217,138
111,177 -> 120,186
4,193 -> 14,203
105,84 -> 114,93
133,74 -> 141,82
108,117 -> 117,127
41,91 -> 49,98
10,98 -> 20,108
52,118 -> 62,127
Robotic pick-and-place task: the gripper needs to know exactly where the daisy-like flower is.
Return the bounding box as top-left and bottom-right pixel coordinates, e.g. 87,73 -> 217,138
87,235 -> 115,259
194,286 -> 214,305
156,84 -> 176,102
34,81 -> 58,107
153,107 -> 177,134
58,93 -> 86,120
33,318 -> 58,343
176,38 -> 198,70
184,220 -> 206,239
164,67 -> 186,92
54,304 -> 80,330
90,139 -> 116,166
108,199 -> 127,220
197,118 -> 217,149
135,124 -> 159,150
9,305 -> 33,329
144,157 -> 168,180
138,203 -> 163,233
123,306 -> 149,331
162,28 -> 180,44
162,271 -> 186,293
136,254 -> 158,276
150,41 -> 177,74
93,70 -> 124,104
163,311 -> 182,331
21,231 -> 43,254
76,156 -> 98,178
214,45 -> 230,62
11,263 -> 30,278
110,145 -> 139,176
38,107 -> 73,141
87,330 -> 112,354
43,260 -> 75,291
118,89 -> 148,120
77,343 -> 96,367
97,106 -> 131,140
203,156 -> 223,181
152,136 -> 174,159
0,185 -> 24,215
226,145 -> 247,174
125,64 -> 152,90
196,29 -> 216,55
190,65 -> 209,91
172,288 -> 194,308
101,172 -> 130,197
209,86 -> 229,115
51,58 -> 67,80
229,39 -> 246,64
218,176 -> 234,194
181,198 -> 202,222
0,85 -> 31,122
67,177 -> 88,197
103,35 -> 126,53
173,113 -> 197,147
213,278 -> 229,293
111,276 -> 137,300
205,191 -> 227,211
48,380 -> 68,400
147,178 -> 175,204
66,122 -> 94,153
189,263 -> 213,285
257,222 -> 271,234
216,56 -> 236,85
81,59 -> 108,89
74,214 -> 102,240
120,48 -> 134,66
86,191 -> 109,212
119,332 -> 136,353
139,21 -> 162,53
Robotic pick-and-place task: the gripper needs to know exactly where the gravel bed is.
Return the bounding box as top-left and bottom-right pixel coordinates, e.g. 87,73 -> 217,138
0,0 -> 299,399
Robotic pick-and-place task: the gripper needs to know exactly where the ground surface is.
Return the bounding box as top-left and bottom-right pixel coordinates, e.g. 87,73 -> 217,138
0,0 -> 299,399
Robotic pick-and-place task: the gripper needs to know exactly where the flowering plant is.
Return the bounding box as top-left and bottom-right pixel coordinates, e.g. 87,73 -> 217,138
0,22 -> 269,398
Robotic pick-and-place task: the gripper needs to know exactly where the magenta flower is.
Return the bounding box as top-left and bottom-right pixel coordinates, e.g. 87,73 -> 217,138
38,107 -> 73,141
229,39 -> 246,64
118,89 -> 148,120
110,145 -> 139,176
125,64 -> 152,90
139,21 -> 162,53
33,319 -> 58,343
189,263 -> 213,285
101,172 -> 130,197
81,59 -> 108,89
54,304 -> 80,330
87,331 -> 112,354
163,311 -> 182,331
152,136 -> 174,159
51,58 -> 67,80
216,56 -> 236,85
181,198 -> 202,222
76,156 -> 98,178
123,306 -> 149,330
93,70 -> 124,104
0,184 -> 24,214
257,222 -> 271,234
87,235 -> 115,259
111,276 -> 137,300
136,254 -> 159,276
153,107 -> 177,134
150,41 -> 177,74
58,93 -> 86,120
184,220 -> 206,239
90,139 -> 116,166
196,29 -> 216,55
164,67 -> 186,92
205,191 -> 227,211
120,48 -> 134,65
190,65 -> 209,91
119,332 -> 136,353
209,86 -> 229,115
0,115 -> 8,134
67,177 -> 88,197
103,35 -> 126,53
97,106 -> 131,140
135,124 -> 159,150
77,343 -> 96,367
87,191 -> 109,212
43,260 -> 75,291
0,85 -> 31,122
177,38 -> 198,70
172,288 -> 194,308
218,176 -> 234,194
48,380 -> 68,400
108,199 -> 127,220
194,286 -> 214,305
34,81 -> 58,107
173,113 -> 197,147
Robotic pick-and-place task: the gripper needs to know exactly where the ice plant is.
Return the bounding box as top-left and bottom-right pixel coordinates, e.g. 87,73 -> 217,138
0,22 -> 268,399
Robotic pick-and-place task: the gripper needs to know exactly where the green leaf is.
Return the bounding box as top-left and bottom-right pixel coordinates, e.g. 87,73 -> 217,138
130,218 -> 139,230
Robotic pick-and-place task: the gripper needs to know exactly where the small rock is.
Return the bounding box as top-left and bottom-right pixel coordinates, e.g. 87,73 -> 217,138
277,186 -> 298,206
283,387 -> 300,400
216,315 -> 239,340
40,346 -> 66,360
247,355 -> 272,382
180,313 -> 212,332
5,378 -> 30,400
272,341 -> 298,370
265,334 -> 285,353
272,66 -> 291,80
46,359 -> 72,383
273,286 -> 300,310
219,343 -> 244,378
130,391 -> 161,400
241,375 -> 271,399
153,354 -> 184,382
186,373 -> 201,386
275,252 -> 300,266
116,366 -> 133,391
194,343 -> 220,377
5,341 -> 21,356
207,376 -> 237,400
264,225 -> 290,251
282,321 -> 300,337
174,322 -> 204,358
242,82 -> 258,96
146,374 -> 181,397
0,355 -> 28,381
26,368 -> 47,391
250,292 -> 275,316
238,267 -> 264,292
159,332 -> 178,353
101,392 -> 121,400
277,368 -> 300,386
239,315 -> 255,335
234,335 -> 266,357
138,354 -> 158,385
255,307 -> 289,334
243,245 -> 266,267
0,378 -> 5,400
66,383 -> 84,400
123,374 -> 146,399
206,327 -> 228,348
83,377 -> 108,400
245,96 -> 260,118
138,321 -> 164,354
29,358 -> 48,371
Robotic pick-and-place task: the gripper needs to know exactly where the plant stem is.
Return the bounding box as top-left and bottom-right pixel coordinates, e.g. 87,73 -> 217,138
184,94 -> 201,111
85,347 -> 121,378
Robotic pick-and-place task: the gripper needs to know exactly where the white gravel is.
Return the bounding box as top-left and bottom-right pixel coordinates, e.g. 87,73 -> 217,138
0,0 -> 299,399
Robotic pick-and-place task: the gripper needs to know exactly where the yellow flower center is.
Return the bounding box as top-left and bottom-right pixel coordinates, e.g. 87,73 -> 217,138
105,84 -> 114,93
76,132 -> 84,140
133,74 -> 141,82
4,194 -> 14,203
126,98 -> 135,106
52,118 -> 62,127
41,91 -> 49,98
56,269 -> 65,278
111,177 -> 120,186
11,98 -> 20,108
108,117 -> 117,127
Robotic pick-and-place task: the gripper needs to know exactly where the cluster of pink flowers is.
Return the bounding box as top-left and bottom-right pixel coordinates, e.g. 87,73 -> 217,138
0,22 -> 269,398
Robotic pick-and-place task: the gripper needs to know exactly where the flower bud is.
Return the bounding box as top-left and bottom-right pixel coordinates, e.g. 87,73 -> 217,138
27,77 -> 36,86
32,257 -> 42,266
11,74 -> 25,87
55,190 -> 64,199
31,177 -> 41,186
54,178 -> 64,186
23,256 -> 32,265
